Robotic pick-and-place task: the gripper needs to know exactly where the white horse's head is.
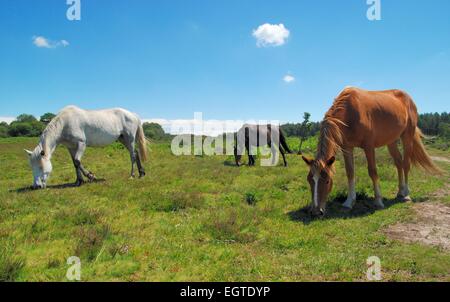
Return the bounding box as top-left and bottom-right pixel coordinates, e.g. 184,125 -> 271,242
25,148 -> 53,189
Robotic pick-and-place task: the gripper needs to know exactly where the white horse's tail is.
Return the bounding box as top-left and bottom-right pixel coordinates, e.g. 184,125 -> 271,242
136,124 -> 149,162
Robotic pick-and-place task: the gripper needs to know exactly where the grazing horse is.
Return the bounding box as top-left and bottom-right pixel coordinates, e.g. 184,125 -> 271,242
234,124 -> 292,167
25,106 -> 149,189
302,87 -> 441,217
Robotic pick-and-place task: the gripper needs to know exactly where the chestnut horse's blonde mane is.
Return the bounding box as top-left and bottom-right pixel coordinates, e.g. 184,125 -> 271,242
316,89 -> 351,173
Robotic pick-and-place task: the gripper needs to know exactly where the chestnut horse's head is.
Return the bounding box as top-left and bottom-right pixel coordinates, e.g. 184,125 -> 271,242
302,155 -> 336,217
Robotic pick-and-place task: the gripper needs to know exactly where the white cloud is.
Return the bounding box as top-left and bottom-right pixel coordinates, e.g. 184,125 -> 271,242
252,23 -> 290,47
33,36 -> 51,48
0,117 -> 15,124
283,74 -> 295,83
60,40 -> 70,47
33,36 -> 69,48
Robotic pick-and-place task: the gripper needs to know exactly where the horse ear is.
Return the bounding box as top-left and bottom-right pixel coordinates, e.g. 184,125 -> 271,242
327,156 -> 336,166
24,149 -> 33,157
302,156 -> 313,166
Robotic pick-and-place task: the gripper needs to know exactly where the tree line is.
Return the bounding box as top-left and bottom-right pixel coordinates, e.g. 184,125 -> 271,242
1,112 -> 449,140
0,113 -> 56,138
417,112 -> 450,138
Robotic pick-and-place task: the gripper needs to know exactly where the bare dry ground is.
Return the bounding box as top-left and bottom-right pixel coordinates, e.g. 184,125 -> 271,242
385,183 -> 450,251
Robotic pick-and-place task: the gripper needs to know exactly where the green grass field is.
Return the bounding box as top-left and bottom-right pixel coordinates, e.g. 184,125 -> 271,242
0,137 -> 449,281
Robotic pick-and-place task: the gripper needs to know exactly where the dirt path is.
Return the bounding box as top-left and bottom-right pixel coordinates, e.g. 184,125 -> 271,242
384,184 -> 450,251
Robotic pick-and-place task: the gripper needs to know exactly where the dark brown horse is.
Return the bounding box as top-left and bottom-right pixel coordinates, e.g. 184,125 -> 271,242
302,87 -> 441,217
234,124 -> 292,167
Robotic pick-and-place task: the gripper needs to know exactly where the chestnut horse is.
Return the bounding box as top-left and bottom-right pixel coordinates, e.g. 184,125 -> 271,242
302,87 -> 441,217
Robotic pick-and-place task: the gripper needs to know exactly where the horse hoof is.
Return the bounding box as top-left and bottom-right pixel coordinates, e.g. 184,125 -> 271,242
403,196 -> 412,202
342,199 -> 355,210
397,194 -> 412,202
374,199 -> 385,209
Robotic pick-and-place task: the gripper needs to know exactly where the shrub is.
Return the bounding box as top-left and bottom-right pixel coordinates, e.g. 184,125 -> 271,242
245,192 -> 258,206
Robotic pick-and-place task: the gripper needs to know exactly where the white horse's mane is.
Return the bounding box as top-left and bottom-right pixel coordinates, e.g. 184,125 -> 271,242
40,114 -> 64,155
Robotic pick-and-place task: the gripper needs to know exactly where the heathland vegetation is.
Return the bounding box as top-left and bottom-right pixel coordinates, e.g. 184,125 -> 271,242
0,109 -> 449,281
0,134 -> 448,281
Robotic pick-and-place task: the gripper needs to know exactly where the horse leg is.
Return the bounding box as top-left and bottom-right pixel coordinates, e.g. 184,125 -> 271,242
401,136 -> 413,201
79,162 -> 96,182
245,142 -> 253,166
268,142 -> 279,167
128,142 -> 137,178
343,148 -> 356,209
279,146 -> 288,167
388,142 -> 409,201
69,148 -> 84,186
69,143 -> 90,186
364,147 -> 384,209
135,150 -> 146,178
117,134 -> 137,179
76,145 -> 96,182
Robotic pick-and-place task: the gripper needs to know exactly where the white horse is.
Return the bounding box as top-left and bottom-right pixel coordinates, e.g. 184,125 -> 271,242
25,106 -> 149,189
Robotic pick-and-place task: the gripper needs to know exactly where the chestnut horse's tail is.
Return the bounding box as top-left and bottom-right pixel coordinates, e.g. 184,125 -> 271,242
136,124 -> 149,162
410,127 -> 441,174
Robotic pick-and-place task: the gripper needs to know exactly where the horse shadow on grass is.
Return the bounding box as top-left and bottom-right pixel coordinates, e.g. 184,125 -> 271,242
288,191 -> 429,225
223,160 -> 238,167
13,179 -> 106,193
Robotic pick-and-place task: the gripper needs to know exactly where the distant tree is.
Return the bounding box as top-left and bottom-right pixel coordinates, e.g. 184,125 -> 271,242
8,123 -> 33,137
15,114 -> 37,123
298,112 -> 312,154
439,123 -> 450,139
8,114 -> 44,137
143,122 -> 166,140
40,113 -> 56,123
0,122 -> 9,138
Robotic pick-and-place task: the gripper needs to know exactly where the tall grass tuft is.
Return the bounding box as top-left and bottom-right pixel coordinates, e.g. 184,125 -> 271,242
74,224 -> 111,262
203,207 -> 261,243
0,245 -> 25,282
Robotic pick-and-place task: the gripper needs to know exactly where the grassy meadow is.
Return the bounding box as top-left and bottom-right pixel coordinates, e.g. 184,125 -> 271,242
0,136 -> 449,282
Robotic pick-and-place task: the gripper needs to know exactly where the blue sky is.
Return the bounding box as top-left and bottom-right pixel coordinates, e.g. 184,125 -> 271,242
0,0 -> 449,124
